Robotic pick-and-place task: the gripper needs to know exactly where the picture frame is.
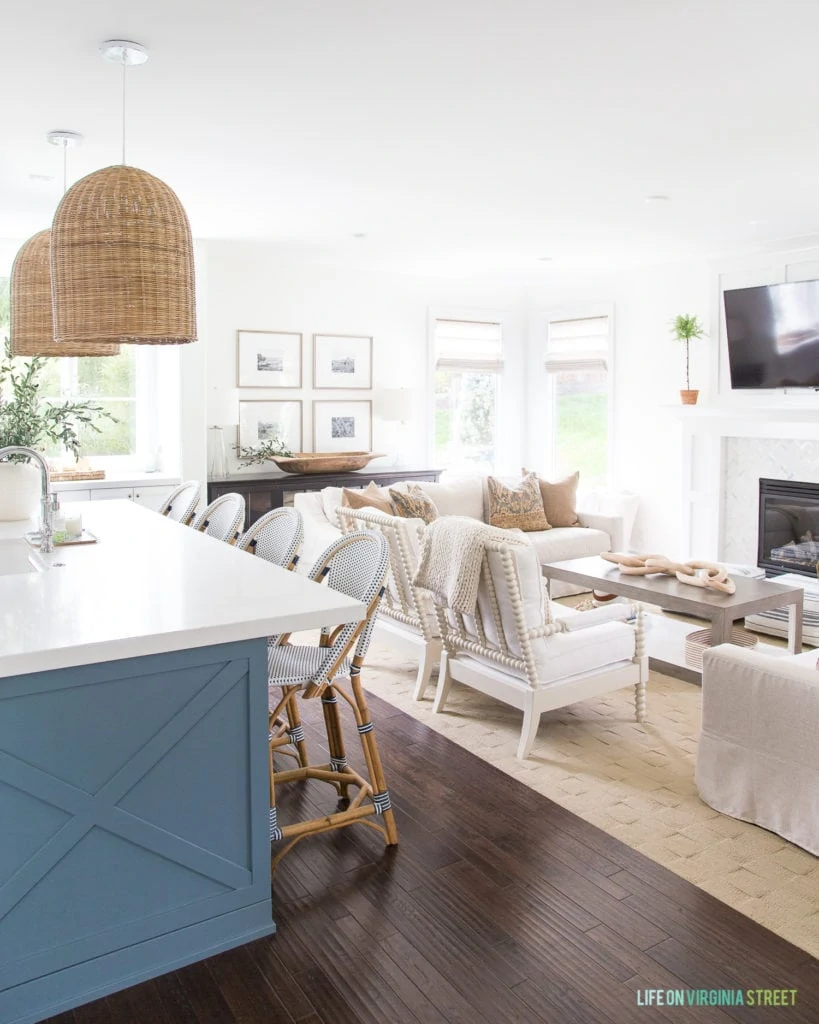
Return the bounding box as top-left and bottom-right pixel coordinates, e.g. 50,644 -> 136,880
313,333 -> 373,390
312,400 -> 373,452
236,330 -> 302,388
238,400 -> 303,450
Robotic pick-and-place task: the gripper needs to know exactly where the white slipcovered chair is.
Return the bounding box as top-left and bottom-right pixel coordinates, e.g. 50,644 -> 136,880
416,521 -> 647,759
160,480 -> 201,525
190,493 -> 245,544
698,646 -> 819,855
338,504 -> 442,700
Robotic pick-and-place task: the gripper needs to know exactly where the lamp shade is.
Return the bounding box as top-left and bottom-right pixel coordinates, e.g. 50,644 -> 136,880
210,387 -> 240,427
9,230 -> 120,357
50,165 -> 197,345
375,387 -> 414,423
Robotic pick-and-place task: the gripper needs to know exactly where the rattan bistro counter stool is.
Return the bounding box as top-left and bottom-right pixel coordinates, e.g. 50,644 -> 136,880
266,531 -> 398,868
160,480 -> 201,525
190,493 -> 245,544
237,507 -> 303,571
237,508 -> 308,767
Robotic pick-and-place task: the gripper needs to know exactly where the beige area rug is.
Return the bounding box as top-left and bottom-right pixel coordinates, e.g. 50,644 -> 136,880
360,630 -> 819,959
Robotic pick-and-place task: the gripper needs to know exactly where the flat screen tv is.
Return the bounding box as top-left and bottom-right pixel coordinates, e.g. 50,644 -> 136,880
723,279 -> 819,389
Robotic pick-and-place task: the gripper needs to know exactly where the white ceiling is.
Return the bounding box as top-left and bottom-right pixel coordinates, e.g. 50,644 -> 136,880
4,0 -> 819,276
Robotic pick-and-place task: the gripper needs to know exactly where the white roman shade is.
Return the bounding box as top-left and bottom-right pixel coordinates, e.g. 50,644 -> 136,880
435,318 -> 504,371
545,315 -> 609,371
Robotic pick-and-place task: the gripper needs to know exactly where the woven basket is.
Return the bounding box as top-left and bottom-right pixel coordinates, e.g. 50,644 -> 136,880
10,230 -> 120,357
684,625 -> 758,670
51,165 -> 197,345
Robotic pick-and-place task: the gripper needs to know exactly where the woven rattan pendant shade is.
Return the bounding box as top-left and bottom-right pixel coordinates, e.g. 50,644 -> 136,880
50,165 -> 197,345
10,230 -> 120,357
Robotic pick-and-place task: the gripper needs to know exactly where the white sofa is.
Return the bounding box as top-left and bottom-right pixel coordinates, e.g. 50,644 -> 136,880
293,475 -> 627,600
698,645 -> 819,855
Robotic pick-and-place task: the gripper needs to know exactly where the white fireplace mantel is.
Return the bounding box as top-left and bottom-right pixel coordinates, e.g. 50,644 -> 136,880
671,405 -> 819,562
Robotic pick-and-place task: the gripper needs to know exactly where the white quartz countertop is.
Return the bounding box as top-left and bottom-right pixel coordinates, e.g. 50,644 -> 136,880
0,500 -> 366,679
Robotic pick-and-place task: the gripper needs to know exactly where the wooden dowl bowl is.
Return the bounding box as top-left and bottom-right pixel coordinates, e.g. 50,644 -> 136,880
268,452 -> 386,474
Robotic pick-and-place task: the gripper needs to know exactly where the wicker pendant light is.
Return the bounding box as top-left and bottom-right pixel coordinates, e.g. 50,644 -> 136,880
9,132 -> 120,357
50,40 -> 197,347
10,230 -> 120,357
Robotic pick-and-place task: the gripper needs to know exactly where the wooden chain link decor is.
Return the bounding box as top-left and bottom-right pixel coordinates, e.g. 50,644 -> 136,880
601,551 -> 737,595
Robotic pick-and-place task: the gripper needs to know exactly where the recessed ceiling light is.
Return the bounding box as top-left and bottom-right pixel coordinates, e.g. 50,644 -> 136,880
353,232 -> 367,239
537,256 -> 553,262
645,194 -> 671,204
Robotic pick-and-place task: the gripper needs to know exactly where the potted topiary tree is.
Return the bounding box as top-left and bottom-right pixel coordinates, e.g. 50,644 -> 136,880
0,339 -> 116,520
671,313 -> 707,405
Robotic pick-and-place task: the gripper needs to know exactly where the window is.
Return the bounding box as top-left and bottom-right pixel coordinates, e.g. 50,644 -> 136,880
36,349 -> 140,457
433,318 -> 503,473
0,272 -> 170,471
545,314 -> 610,490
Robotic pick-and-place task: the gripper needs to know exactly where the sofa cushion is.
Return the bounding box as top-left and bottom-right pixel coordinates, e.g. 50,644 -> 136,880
389,485 -> 439,524
486,472 -> 550,532
413,477 -> 485,521
528,470 -> 580,527
526,526 -> 610,565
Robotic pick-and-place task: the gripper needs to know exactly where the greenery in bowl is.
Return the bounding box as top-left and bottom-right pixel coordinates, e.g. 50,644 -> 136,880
0,338 -> 117,461
233,438 -> 294,467
671,313 -> 707,391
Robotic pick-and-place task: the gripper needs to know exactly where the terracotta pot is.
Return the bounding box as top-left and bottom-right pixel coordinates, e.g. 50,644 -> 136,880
680,389 -> 699,405
0,461 -> 42,521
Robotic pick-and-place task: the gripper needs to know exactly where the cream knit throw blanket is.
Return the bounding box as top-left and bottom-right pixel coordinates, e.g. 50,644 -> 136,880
413,516 -> 526,615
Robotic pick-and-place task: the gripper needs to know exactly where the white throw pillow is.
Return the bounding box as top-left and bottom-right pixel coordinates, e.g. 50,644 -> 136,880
412,477 -> 484,520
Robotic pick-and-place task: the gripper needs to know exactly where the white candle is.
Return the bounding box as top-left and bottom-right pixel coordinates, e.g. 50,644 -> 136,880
64,514 -> 83,539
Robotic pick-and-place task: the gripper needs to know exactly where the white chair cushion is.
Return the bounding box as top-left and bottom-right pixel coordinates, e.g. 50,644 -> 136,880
535,621 -> 636,685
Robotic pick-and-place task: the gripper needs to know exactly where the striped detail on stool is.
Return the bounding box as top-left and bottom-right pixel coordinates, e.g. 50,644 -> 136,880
269,807 -> 283,842
321,693 -> 338,704
287,724 -> 306,743
372,790 -> 391,814
330,756 -> 348,771
357,721 -> 374,734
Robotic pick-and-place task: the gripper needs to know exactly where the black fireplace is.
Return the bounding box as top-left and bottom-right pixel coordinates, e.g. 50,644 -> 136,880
758,478 -> 819,578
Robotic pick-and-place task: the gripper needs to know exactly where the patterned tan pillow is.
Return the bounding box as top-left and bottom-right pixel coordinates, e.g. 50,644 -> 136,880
341,481 -> 394,516
524,469 -> 580,527
389,485 -> 439,525
486,472 -> 550,532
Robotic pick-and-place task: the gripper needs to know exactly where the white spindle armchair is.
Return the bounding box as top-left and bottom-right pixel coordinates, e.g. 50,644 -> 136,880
419,531 -> 647,759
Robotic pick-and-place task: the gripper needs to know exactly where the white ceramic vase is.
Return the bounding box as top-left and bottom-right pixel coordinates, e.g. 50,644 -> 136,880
0,462 -> 43,521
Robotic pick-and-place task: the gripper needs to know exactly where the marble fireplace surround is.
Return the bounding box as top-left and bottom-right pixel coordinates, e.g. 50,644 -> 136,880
678,407 -> 819,567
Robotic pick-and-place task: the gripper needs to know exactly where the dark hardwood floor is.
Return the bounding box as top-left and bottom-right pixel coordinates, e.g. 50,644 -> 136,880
47,692 -> 817,1024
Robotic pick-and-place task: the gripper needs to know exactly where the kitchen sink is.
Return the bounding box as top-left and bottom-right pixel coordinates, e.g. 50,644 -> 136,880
0,538 -> 48,576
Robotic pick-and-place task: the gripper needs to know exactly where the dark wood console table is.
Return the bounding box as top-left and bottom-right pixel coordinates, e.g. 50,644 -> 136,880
208,468 -> 442,520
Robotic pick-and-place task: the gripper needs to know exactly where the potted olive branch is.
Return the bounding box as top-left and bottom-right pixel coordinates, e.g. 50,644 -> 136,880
671,313 -> 707,405
0,338 -> 117,519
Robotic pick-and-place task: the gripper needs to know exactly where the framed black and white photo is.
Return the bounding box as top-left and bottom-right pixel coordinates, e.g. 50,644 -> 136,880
312,400 -> 372,452
238,400 -> 303,450
237,330 -> 302,388
313,333 -> 373,389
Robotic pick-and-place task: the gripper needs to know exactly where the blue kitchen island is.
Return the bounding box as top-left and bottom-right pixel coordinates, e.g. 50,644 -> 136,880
0,500 -> 364,1024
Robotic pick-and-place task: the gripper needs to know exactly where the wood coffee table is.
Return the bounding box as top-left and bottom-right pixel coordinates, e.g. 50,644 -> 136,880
542,556 -> 805,683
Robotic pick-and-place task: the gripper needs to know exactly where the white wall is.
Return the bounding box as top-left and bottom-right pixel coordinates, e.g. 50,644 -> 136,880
202,241 -> 527,476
